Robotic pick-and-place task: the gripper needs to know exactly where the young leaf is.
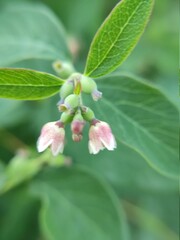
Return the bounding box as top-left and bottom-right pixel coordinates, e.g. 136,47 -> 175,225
30,167 -> 129,240
84,0 -> 154,78
0,3 -> 71,66
85,73 -> 179,179
0,68 -> 64,100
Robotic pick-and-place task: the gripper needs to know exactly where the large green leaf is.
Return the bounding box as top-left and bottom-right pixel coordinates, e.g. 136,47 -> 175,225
0,68 -> 64,100
31,167 -> 129,240
65,140 -> 177,195
0,3 -> 71,66
56,135 -> 179,240
0,161 -> 5,175
84,0 -> 154,78
83,73 -> 178,179
0,187 -> 40,240
123,200 -> 179,240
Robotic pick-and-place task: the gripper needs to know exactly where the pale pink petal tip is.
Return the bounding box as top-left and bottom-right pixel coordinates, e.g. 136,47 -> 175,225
37,121 -> 65,156
88,120 -> 116,154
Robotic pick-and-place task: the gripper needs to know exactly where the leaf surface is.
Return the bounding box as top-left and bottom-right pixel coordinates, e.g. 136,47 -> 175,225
31,167 -> 128,240
84,0 -> 154,78
0,68 -> 64,100
86,74 -> 179,179
0,3 -> 71,66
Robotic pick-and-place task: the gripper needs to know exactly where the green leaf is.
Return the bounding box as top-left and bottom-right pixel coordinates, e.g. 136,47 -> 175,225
0,3 -> 71,66
31,167 -> 129,240
123,201 -> 179,240
0,68 -> 64,100
86,73 -> 179,179
0,187 -> 40,240
0,161 -> 5,173
65,140 -> 177,195
84,0 -> 154,78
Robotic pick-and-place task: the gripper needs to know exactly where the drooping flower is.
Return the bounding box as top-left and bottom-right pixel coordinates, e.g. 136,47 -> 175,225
71,112 -> 85,142
88,120 -> 117,154
37,121 -> 65,156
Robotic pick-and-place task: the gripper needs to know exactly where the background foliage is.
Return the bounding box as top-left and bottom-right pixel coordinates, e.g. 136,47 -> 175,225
0,0 -> 178,240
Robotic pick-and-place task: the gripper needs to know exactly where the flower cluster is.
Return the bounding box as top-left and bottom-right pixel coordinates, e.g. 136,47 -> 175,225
37,73 -> 116,156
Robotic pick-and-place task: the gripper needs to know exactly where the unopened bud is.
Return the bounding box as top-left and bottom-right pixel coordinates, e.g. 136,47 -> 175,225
81,107 -> 95,122
53,60 -> 75,79
71,119 -> 85,134
71,112 -> 85,134
60,112 -> 74,124
59,94 -> 79,112
81,75 -> 96,93
60,80 -> 74,100
80,75 -> 102,101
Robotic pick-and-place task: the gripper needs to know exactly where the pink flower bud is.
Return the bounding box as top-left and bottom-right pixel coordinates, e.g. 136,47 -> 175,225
88,121 -> 117,154
37,121 -> 65,156
71,119 -> 85,135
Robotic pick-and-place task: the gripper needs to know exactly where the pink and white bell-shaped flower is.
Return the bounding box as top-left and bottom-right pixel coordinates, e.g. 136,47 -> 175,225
37,121 -> 65,156
88,120 -> 117,154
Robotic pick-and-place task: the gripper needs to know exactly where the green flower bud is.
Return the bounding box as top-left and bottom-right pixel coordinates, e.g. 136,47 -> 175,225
59,94 -> 79,112
60,80 -> 74,100
60,112 -> 74,124
80,75 -> 97,94
80,75 -> 102,101
81,106 -> 95,122
53,60 -> 75,79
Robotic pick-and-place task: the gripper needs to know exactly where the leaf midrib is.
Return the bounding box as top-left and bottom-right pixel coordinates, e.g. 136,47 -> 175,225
86,1 -> 143,76
42,184 -> 117,240
0,84 -> 62,87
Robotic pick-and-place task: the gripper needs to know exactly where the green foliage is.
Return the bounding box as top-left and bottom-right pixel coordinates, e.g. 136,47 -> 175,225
0,3 -> 71,66
0,68 -> 64,100
86,73 -> 178,179
0,151 -> 66,194
123,201 -> 179,240
84,0 -> 154,78
0,0 -> 178,240
31,167 -> 128,240
0,188 -> 40,240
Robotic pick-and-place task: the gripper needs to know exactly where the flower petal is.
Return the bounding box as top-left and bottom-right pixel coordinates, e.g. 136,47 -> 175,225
51,142 -> 64,156
88,125 -> 105,154
97,122 -> 117,150
37,121 -> 65,155
37,136 -> 53,153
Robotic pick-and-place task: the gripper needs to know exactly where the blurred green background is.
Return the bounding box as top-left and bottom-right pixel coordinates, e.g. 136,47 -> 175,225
0,0 -> 178,240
